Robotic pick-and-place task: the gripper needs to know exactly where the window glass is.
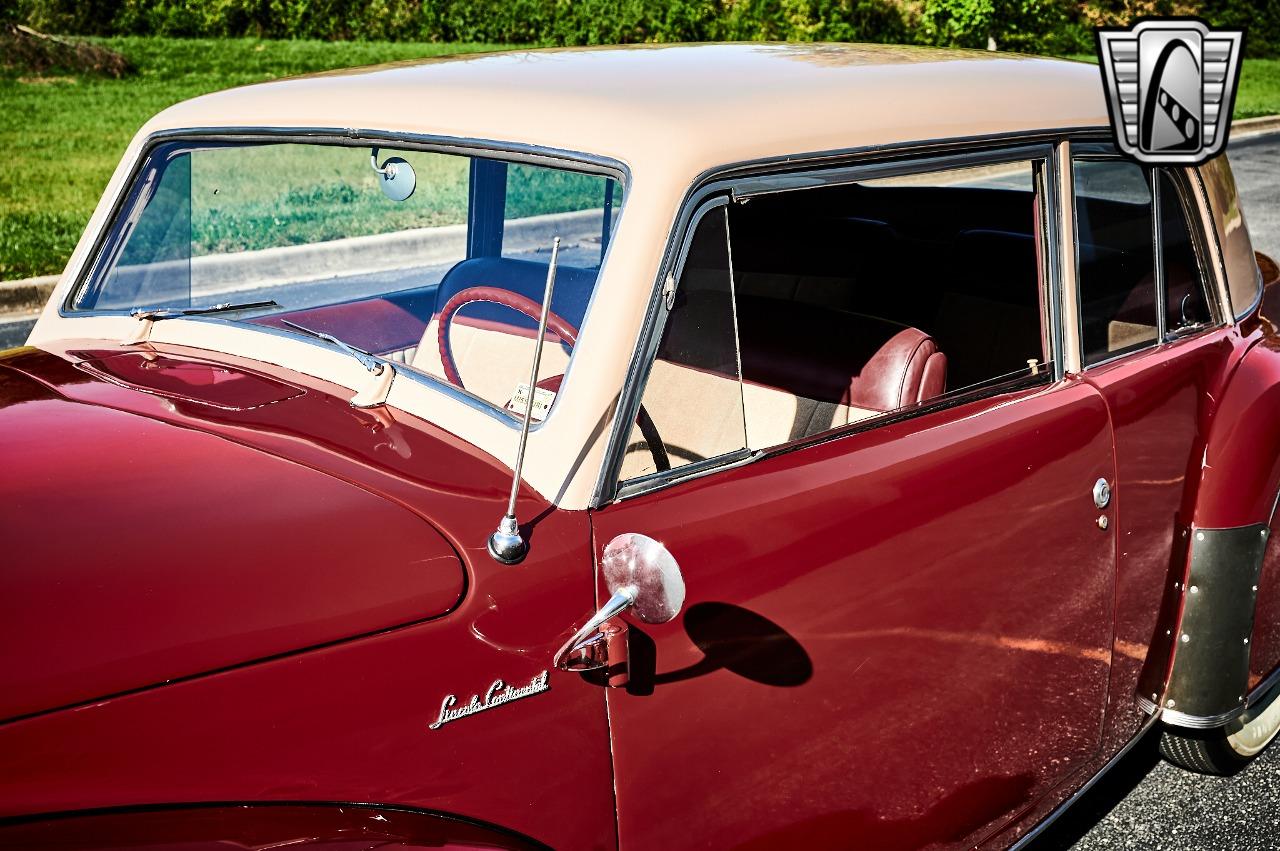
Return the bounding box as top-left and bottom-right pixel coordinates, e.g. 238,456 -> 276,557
1074,159 -> 1158,365
727,159 -> 1047,451
621,157 -> 1053,487
620,208 -> 746,482
502,162 -> 621,269
73,141 -> 622,422
1158,170 -> 1212,334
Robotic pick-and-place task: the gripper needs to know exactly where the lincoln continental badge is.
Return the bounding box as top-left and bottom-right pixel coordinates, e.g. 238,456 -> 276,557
428,670 -> 550,730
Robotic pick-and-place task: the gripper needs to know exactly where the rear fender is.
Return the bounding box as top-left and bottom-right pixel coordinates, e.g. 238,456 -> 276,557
1147,270 -> 1280,728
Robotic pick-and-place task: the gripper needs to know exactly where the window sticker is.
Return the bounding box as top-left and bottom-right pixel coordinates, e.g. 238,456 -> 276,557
507,384 -> 557,421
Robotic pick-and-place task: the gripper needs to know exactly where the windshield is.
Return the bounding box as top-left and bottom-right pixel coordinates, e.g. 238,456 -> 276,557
71,140 -> 623,420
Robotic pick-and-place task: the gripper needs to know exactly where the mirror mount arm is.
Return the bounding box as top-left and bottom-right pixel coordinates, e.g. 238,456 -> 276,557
553,587 -> 636,670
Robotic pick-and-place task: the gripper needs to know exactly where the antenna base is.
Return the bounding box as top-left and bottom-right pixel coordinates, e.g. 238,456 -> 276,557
487,515 -> 527,565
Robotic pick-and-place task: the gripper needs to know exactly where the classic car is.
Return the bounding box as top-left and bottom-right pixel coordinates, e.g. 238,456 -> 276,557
2,42 -> 1280,850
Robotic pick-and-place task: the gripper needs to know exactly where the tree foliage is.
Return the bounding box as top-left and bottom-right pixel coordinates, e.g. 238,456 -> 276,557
12,0 -> 1278,57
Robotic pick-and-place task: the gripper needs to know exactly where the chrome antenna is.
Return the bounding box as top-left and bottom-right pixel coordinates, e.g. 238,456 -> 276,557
488,236 -> 561,564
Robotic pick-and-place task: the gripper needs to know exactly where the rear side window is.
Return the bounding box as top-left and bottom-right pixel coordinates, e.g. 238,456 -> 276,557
1159,170 -> 1213,335
1073,157 -> 1215,367
1073,159 -> 1158,366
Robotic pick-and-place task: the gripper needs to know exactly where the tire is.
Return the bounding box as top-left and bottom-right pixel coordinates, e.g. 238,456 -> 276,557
1159,687 -> 1280,775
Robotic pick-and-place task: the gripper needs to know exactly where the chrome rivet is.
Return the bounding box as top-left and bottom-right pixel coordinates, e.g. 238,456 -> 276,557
1181,634 -> 1190,643
1152,693 -> 1159,701
1166,699 -> 1176,708
1263,529 -> 1269,538
1245,638 -> 1250,644
1097,515 -> 1110,530
1253,585 -> 1259,592
1166,629 -> 1172,635
1190,585 -> 1199,594
1196,531 -> 1205,541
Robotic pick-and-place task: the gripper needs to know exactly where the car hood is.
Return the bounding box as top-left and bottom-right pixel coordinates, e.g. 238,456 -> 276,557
0,344 -> 518,724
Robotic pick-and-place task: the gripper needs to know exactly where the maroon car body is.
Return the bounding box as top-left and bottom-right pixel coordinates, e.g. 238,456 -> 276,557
3,44 -> 1280,850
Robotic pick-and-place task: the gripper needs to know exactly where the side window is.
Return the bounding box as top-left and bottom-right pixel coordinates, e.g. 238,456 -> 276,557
1073,158 -> 1218,366
1158,169 -> 1213,334
619,207 -> 747,481
619,155 -> 1054,488
1073,158 -> 1159,365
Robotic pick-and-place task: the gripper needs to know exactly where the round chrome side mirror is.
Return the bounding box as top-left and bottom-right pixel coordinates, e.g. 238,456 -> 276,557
601,533 -> 685,623
554,533 -> 685,671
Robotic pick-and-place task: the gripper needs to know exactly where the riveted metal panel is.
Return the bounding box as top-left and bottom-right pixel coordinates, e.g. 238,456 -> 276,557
1161,523 -> 1270,725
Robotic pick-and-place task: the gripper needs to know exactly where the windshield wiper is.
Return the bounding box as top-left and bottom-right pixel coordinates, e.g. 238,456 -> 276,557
125,299 -> 280,345
130,299 -> 279,321
279,319 -> 386,375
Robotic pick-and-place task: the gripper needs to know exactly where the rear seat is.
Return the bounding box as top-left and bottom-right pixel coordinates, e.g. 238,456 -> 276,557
621,291 -> 947,479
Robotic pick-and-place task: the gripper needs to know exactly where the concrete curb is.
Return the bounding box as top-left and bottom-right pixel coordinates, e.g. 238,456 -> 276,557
0,207 -> 601,314
1231,115 -> 1280,140
0,274 -> 59,314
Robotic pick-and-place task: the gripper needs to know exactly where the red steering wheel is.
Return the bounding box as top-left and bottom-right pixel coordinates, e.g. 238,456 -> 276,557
436,285 -> 670,472
437,286 -> 579,390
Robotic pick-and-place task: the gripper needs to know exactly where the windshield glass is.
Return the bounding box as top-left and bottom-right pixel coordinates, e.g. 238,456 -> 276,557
71,140 -> 623,420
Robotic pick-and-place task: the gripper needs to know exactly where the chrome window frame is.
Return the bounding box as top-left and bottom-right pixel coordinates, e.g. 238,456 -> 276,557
1067,138 -> 1228,373
595,130 -> 1080,507
60,126 -> 631,432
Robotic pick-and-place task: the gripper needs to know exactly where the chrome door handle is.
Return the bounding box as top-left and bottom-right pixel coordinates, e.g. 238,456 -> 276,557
554,533 -> 686,672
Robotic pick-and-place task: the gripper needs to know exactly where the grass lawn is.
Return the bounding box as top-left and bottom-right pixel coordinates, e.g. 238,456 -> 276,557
0,37 -> 513,280
1069,55 -> 1280,120
2,38 -> 1278,281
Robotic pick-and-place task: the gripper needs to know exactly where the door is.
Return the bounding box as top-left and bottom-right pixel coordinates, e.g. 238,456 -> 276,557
590,152 -> 1119,850
1069,152 -> 1240,737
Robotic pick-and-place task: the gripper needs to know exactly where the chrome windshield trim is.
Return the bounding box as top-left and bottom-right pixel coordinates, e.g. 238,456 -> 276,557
58,126 -> 631,432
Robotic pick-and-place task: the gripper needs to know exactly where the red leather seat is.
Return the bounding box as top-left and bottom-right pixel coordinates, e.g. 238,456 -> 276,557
732,296 -> 947,413
663,290 -> 948,415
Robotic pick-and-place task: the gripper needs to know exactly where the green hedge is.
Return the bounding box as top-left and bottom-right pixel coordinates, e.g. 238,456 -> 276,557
13,0 -> 1279,57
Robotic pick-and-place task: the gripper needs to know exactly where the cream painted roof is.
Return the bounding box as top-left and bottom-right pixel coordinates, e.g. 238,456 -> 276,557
142,43 -> 1109,180
34,43 -> 1114,512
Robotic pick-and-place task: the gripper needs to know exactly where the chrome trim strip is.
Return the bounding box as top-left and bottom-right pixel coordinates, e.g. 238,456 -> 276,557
1247,664 -> 1280,710
149,316 -> 525,430
1008,711 -> 1161,851
1153,170 -> 1169,339
728,143 -> 1052,199
1045,142 -> 1071,378
1157,703 -> 1245,730
1189,164 -> 1246,323
614,448 -> 763,502
1149,662 -> 1280,730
